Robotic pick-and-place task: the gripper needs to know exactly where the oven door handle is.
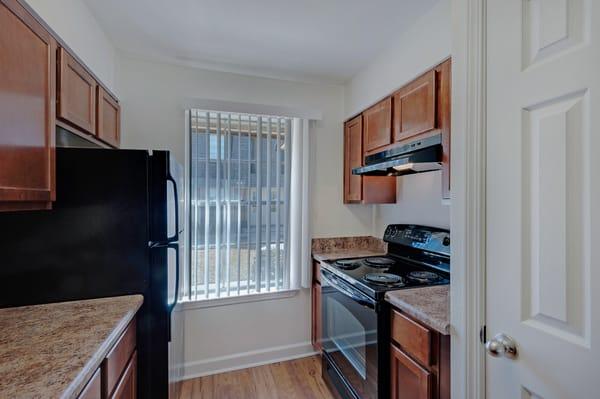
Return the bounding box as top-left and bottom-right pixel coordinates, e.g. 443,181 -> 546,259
322,269 -> 376,309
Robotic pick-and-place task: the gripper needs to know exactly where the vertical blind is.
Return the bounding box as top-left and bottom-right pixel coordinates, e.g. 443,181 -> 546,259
187,110 -> 292,300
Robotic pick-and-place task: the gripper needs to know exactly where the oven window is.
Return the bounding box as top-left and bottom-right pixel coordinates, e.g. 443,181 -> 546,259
327,298 -> 367,378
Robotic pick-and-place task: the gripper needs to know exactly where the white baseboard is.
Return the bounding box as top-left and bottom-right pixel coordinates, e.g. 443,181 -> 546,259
182,341 -> 317,380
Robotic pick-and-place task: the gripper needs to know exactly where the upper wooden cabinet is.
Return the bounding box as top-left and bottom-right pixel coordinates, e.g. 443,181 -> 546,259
344,115 -> 363,203
57,48 -> 97,135
343,58 -> 451,201
343,116 -> 396,204
0,0 -> 56,212
97,86 -> 121,147
363,97 -> 392,153
393,69 -> 436,142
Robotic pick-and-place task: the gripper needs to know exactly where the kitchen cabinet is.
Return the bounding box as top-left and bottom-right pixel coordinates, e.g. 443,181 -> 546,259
74,318 -> 137,399
96,87 -> 121,147
363,97 -> 392,153
390,309 -> 450,399
109,351 -> 137,399
311,260 -> 322,352
0,0 -> 56,212
343,116 -> 396,204
344,115 -> 363,203
78,369 -> 101,399
393,69 -> 436,142
344,58 -> 451,201
391,344 -> 432,399
57,48 -> 97,135
0,0 -> 121,211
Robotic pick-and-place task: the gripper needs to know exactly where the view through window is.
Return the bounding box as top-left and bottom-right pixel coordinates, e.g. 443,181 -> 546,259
186,110 -> 292,300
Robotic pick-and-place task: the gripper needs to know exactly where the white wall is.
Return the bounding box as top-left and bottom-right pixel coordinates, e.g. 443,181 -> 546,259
115,52 -> 374,376
24,0 -> 118,93
344,0 -> 452,235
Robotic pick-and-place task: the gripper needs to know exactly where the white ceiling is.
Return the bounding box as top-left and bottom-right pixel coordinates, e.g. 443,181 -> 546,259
84,0 -> 439,84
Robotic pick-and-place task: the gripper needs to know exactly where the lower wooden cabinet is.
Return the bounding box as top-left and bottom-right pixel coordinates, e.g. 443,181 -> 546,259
311,261 -> 322,352
390,309 -> 450,399
76,319 -> 137,399
109,351 -> 137,399
391,344 -> 432,399
78,368 -> 102,399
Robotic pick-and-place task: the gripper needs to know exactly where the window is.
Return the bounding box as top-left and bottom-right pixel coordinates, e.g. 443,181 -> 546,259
186,110 -> 292,300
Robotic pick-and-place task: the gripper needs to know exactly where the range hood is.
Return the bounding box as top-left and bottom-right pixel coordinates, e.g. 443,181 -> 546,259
352,134 -> 443,176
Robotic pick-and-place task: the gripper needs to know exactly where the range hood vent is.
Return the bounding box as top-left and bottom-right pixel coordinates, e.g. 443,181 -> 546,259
352,134 -> 443,176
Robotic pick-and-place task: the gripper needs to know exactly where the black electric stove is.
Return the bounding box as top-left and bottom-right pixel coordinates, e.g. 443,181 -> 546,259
320,225 -> 449,399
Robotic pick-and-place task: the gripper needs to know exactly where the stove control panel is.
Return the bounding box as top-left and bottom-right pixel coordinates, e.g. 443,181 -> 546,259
384,224 -> 450,257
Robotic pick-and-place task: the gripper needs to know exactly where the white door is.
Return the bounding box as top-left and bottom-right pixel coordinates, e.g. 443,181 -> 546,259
486,0 -> 599,398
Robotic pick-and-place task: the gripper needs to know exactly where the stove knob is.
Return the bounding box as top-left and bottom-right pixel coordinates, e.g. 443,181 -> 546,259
442,236 -> 450,246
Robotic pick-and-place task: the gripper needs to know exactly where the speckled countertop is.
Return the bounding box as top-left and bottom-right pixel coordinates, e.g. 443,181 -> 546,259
385,286 -> 450,335
0,295 -> 143,399
312,236 -> 387,262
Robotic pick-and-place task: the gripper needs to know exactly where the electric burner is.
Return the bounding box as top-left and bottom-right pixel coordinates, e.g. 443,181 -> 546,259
363,273 -> 405,286
407,270 -> 442,283
334,258 -> 361,270
364,257 -> 396,268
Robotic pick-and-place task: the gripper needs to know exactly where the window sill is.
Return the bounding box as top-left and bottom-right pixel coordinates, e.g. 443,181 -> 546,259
176,289 -> 300,310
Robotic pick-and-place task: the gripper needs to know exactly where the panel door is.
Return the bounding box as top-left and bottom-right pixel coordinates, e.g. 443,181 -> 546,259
390,344 -> 431,399
96,86 -> 120,147
57,48 -> 97,135
0,0 -> 56,210
110,351 -> 137,399
486,0 -> 600,398
363,97 -> 392,152
393,70 -> 436,142
344,115 -> 363,203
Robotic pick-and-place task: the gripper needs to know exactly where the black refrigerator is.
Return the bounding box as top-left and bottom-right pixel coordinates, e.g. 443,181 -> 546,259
0,147 -> 185,399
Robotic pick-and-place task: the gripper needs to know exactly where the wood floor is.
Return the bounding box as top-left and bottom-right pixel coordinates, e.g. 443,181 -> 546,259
179,356 -> 336,399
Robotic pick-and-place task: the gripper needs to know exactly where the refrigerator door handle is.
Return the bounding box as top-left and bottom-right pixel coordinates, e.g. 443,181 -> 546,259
166,242 -> 180,342
166,172 -> 180,243
167,242 -> 180,313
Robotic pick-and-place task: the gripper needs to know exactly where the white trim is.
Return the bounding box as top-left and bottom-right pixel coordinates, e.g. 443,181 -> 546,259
181,341 -> 316,380
450,0 -> 487,398
181,98 -> 322,120
177,289 -> 299,310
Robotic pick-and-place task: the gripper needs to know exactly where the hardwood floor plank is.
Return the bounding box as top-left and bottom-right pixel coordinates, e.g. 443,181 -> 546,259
179,356 -> 335,399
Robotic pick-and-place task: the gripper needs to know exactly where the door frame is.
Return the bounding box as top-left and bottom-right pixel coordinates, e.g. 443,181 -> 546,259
450,0 -> 487,397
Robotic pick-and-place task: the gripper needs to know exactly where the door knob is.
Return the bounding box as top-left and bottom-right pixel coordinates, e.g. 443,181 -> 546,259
485,333 -> 518,359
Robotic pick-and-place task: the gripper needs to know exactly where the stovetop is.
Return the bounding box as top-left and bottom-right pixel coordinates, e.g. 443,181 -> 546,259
321,254 -> 449,301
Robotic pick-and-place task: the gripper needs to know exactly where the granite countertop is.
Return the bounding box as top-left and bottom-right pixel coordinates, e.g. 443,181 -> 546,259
312,236 -> 387,262
385,285 -> 450,335
0,295 -> 144,399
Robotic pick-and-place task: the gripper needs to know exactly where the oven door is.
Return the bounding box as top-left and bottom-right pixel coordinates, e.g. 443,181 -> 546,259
321,268 -> 379,399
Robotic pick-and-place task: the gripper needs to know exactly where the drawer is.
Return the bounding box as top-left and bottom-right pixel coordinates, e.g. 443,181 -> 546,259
391,309 -> 432,367
103,319 -> 136,396
78,368 -> 101,399
110,351 -> 137,399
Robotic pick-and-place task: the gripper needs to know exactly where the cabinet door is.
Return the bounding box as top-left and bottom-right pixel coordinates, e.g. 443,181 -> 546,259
0,0 -> 56,211
390,344 -> 432,399
110,351 -> 137,399
311,283 -> 322,352
96,86 -> 120,147
57,48 -> 97,135
78,368 -> 101,399
393,70 -> 436,142
363,97 -> 392,152
344,115 -> 363,203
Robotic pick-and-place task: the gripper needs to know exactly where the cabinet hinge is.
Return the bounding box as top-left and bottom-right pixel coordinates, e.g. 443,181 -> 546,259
479,325 -> 487,344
